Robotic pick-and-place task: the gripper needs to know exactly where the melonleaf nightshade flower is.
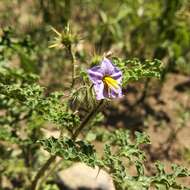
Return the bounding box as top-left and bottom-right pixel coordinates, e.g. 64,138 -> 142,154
88,58 -> 123,100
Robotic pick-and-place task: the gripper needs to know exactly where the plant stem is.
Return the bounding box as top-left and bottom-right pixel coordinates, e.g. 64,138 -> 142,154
38,157 -> 62,189
69,45 -> 76,88
72,100 -> 104,140
31,128 -> 65,190
31,155 -> 56,190
31,100 -> 103,190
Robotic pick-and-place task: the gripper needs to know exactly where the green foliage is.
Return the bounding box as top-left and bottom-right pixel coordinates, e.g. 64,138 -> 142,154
153,162 -> 190,189
113,58 -> 162,85
40,129 -> 190,190
0,66 -> 80,131
101,130 -> 190,190
0,27 -> 38,72
39,137 -> 101,167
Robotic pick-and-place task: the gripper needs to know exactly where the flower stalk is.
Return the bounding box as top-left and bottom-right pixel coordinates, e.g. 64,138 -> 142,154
72,99 -> 104,140
68,44 -> 76,88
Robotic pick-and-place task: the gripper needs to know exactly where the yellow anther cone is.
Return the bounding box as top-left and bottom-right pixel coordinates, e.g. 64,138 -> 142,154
103,76 -> 119,89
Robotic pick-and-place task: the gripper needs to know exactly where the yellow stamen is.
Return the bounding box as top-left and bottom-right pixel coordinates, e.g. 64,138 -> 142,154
103,76 -> 119,89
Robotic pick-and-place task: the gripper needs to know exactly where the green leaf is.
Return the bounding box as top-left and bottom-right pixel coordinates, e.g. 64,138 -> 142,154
39,137 -> 101,167
113,58 -> 163,85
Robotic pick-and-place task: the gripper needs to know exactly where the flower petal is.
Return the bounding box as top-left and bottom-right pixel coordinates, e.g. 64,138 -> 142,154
88,66 -> 103,83
93,82 -> 106,100
93,81 -> 123,100
111,70 -> 122,84
100,58 -> 116,75
88,58 -> 123,100
109,87 -> 123,99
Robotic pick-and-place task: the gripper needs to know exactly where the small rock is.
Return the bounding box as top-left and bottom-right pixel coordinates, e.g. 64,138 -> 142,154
57,162 -> 115,190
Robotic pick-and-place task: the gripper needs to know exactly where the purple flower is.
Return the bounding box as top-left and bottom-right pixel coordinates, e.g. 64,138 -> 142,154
88,58 -> 123,100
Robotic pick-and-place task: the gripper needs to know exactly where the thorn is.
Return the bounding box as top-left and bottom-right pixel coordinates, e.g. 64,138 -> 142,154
95,167 -> 101,180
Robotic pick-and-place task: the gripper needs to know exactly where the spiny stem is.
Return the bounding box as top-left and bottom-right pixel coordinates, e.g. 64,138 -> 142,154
31,100 -> 103,190
31,128 -> 64,190
31,155 -> 56,190
72,100 -> 104,140
38,157 -> 62,189
69,45 -> 76,88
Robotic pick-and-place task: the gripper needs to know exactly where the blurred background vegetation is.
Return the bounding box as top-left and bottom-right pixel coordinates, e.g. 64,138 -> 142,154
1,0 -> 190,77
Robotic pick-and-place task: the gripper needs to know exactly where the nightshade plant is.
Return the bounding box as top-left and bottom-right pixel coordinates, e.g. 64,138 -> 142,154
0,25 -> 189,190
